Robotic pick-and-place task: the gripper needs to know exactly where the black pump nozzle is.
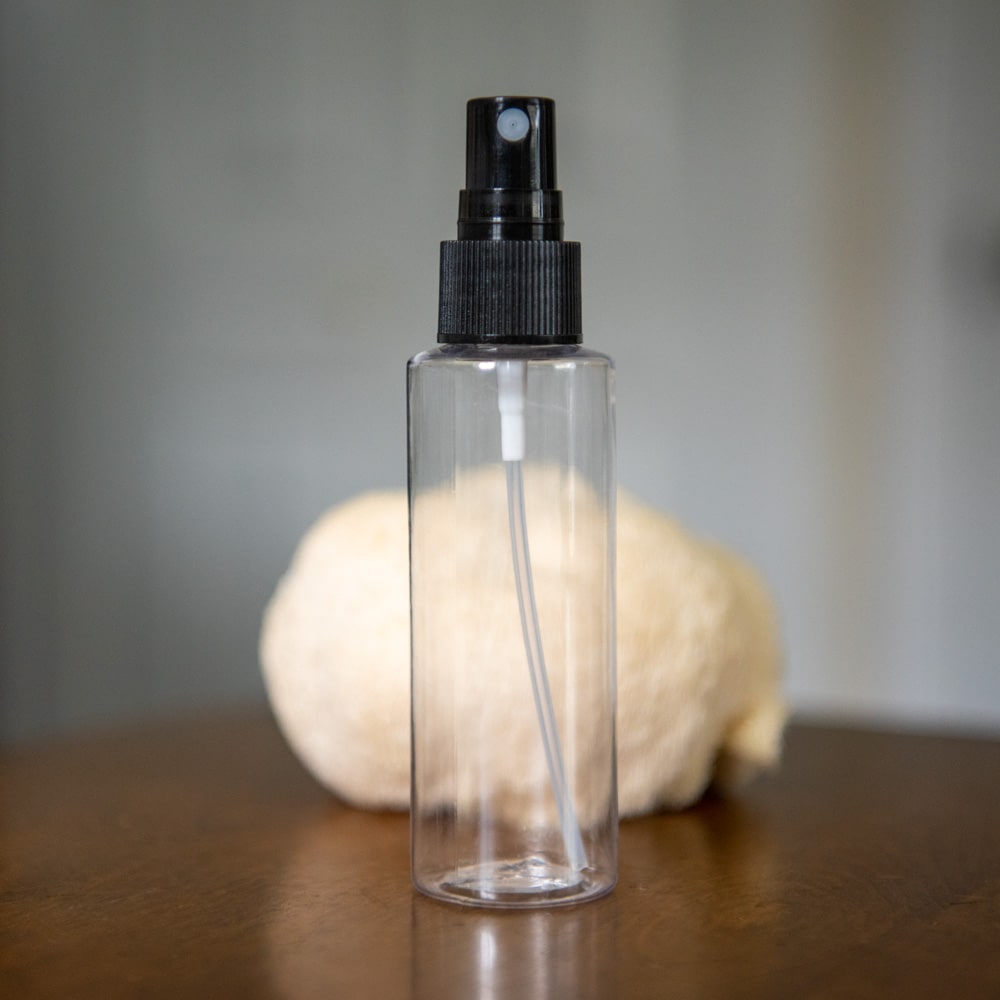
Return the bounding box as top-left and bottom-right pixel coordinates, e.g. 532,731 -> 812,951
458,97 -> 563,240
438,96 -> 581,344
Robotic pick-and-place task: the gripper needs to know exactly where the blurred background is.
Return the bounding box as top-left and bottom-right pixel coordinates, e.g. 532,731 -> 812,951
2,0 -> 998,745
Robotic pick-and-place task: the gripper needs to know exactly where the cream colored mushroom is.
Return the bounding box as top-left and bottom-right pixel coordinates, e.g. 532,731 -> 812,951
260,480 -> 785,817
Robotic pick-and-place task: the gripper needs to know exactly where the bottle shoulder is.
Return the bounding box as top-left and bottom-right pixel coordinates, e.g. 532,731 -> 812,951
408,344 -> 614,369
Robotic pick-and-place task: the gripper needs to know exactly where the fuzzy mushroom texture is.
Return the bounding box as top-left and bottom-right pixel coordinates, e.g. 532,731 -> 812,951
259,474 -> 786,817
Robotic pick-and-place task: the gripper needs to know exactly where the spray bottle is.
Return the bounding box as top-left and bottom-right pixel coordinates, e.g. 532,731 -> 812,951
408,97 -> 617,907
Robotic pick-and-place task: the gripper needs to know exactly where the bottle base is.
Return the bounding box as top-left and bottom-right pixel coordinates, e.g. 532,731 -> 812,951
416,857 -> 615,909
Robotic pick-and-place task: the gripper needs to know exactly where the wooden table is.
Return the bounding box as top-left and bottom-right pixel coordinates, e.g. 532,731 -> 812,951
2,711 -> 998,998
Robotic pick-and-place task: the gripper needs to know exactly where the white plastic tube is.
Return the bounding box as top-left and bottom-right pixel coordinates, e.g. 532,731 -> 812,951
500,360 -> 588,872
496,360 -> 527,462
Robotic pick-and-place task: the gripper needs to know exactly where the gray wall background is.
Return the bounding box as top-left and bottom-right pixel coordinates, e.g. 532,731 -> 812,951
2,0 -> 998,744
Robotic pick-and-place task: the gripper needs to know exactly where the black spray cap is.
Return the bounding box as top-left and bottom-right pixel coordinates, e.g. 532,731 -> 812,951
438,96 -> 582,345
459,96 -> 563,240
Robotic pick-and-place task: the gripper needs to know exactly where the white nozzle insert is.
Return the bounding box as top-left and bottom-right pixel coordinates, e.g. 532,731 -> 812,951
497,107 -> 531,143
497,360 -> 527,461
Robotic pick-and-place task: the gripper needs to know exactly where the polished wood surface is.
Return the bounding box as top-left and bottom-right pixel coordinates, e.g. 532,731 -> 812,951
2,711 -> 999,999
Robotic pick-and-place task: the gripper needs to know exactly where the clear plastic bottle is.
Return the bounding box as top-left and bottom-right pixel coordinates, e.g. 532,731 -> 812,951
408,98 -> 617,908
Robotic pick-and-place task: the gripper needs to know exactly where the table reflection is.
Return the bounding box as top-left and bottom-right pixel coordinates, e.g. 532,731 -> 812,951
264,804 -> 617,1000
410,892 -> 618,1000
